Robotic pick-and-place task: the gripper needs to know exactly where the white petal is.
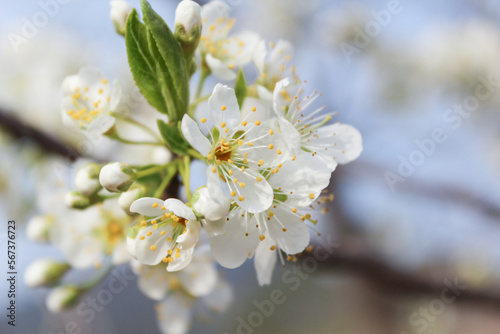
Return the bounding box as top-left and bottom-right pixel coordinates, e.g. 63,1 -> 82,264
265,206 -> 310,255
222,166 -> 273,214
178,250 -> 217,297
109,79 -> 122,111
87,115 -> 115,135
136,264 -> 170,301
206,54 -> 237,81
175,220 -> 201,249
192,186 -> 230,222
225,31 -> 260,66
111,242 -> 131,265
202,281 -> 233,313
181,114 -> 212,156
164,198 -> 197,221
126,236 -> 137,259
313,123 -> 363,165
257,85 -> 273,104
156,293 -> 193,334
167,247 -> 194,272
208,83 -> 240,131
254,235 -> 277,286
130,197 -> 165,217
201,0 -> 229,27
268,153 -> 331,207
135,225 -> 174,265
209,211 -> 260,268
253,39 -> 267,74
240,97 -> 273,123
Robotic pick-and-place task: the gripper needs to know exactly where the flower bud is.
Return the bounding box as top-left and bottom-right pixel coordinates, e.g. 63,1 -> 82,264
46,285 -> 81,313
75,163 -> 102,196
175,0 -> 202,64
64,191 -> 91,209
26,215 -> 53,243
99,162 -> 135,193
24,259 -> 70,287
192,187 -> 230,221
118,185 -> 145,215
110,0 -> 133,36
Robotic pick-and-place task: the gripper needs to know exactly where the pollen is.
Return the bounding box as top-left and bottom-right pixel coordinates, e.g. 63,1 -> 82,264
254,121 -> 261,126
152,203 -> 159,208
239,182 -> 245,188
211,167 -> 217,173
282,228 -> 287,232
269,129 -> 274,135
98,88 -> 103,94
141,221 -> 146,226
160,230 -> 166,235
276,149 -> 282,155
167,237 -> 173,242
221,105 -> 227,111
201,117 -> 207,123
139,236 -> 145,240
292,208 -> 297,213
241,121 -> 247,126
268,144 -> 274,149
238,196 -> 245,201
309,193 -> 315,199
150,245 -> 157,251
251,106 -> 256,112
270,246 -> 276,251
256,177 -> 262,182
230,191 -> 237,196
151,219 -> 157,225
146,231 -> 152,236
258,159 -> 264,167
161,206 -> 166,210
259,235 -> 265,241
221,122 -> 226,128
102,79 -> 108,84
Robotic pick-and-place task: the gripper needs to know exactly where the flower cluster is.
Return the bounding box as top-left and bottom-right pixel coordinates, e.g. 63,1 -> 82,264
25,1 -> 362,333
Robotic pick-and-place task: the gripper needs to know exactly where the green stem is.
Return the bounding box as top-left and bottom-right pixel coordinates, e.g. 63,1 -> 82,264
187,148 -> 204,160
154,163 -> 178,198
113,134 -> 163,146
135,163 -> 172,179
112,113 -> 162,142
80,264 -> 113,291
179,155 -> 192,201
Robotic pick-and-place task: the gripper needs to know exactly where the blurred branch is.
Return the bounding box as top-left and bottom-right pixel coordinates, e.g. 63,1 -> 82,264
342,161 -> 500,222
326,248 -> 500,310
0,110 -> 80,161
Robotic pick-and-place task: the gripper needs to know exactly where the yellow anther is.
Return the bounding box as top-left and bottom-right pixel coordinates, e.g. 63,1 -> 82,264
167,237 -> 173,242
276,150 -> 282,155
292,155 -> 296,161
151,220 -> 157,225
228,159 -> 233,164
175,253 -> 180,258
269,129 -> 274,135
254,121 -> 261,126
160,230 -> 166,235
150,245 -> 156,251
238,196 -> 245,201
221,122 -> 226,128
268,212 -> 274,217
233,178 -> 238,184
102,79 -> 108,84
292,208 -> 297,213
221,105 -> 227,111
282,228 -> 287,232
152,203 -> 159,208
230,191 -> 237,196
228,170 -> 233,176
247,142 -> 253,146
201,117 -> 207,123
161,206 -> 166,210
98,88 -> 103,94
147,231 -> 152,236
139,236 -> 145,240
168,250 -> 173,255
239,182 -> 245,188
268,144 -> 274,149
309,193 -> 314,199
270,246 -> 276,251
241,121 -> 247,126
211,167 -> 217,173
256,177 -> 262,182
259,235 -> 265,241
141,221 -> 146,226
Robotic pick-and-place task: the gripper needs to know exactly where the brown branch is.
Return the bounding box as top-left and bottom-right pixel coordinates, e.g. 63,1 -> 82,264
325,249 -> 500,310
0,110 -> 80,161
342,161 -> 500,222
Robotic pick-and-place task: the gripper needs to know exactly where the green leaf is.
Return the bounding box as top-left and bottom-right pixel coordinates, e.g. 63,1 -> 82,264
141,0 -> 189,122
235,68 -> 247,107
126,9 -> 170,116
157,119 -> 190,154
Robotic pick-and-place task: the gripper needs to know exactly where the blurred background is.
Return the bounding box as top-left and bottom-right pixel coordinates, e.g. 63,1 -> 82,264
2,0 -> 500,333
